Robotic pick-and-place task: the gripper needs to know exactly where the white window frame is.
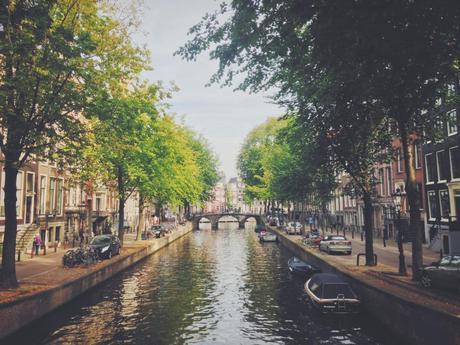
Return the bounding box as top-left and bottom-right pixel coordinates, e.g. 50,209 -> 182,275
427,190 -> 437,221
49,177 -> 56,213
447,109 -> 458,136
425,153 -> 434,184
16,171 -> 24,219
436,150 -> 447,183
25,172 -> 35,224
39,175 -> 47,216
386,167 -> 392,196
397,149 -> 403,173
414,142 -> 422,169
56,177 -> 64,216
450,146 -> 460,181
439,189 -> 450,220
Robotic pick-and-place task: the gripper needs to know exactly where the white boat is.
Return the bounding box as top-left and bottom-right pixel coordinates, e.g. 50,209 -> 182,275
304,273 -> 360,314
259,233 -> 278,242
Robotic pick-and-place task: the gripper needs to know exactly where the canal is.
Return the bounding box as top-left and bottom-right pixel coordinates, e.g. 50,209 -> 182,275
7,221 -> 399,345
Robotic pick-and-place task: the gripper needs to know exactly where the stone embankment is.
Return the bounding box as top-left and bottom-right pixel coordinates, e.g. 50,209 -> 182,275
268,224 -> 460,345
0,223 -> 192,339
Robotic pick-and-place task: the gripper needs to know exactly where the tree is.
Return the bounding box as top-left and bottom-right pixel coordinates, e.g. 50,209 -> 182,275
0,0 -> 147,288
179,0 -> 460,277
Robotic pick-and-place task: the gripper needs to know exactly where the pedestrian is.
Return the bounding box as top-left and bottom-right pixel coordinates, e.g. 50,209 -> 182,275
33,233 -> 42,256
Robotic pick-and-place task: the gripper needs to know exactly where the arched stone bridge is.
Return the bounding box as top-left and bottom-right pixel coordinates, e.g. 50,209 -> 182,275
191,213 -> 263,230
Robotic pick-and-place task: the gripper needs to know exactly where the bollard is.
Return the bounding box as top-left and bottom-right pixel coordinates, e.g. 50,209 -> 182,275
43,245 -> 46,255
352,230 -> 355,239
360,232 -> 364,241
54,242 -> 58,253
17,250 -> 21,262
383,237 -> 386,247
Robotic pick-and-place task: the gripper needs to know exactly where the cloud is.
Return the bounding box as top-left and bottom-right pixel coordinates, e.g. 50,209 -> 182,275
134,0 -> 283,177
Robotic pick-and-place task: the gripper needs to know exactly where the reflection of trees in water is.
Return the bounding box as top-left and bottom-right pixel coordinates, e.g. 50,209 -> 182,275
243,231 -> 283,331
133,235 -> 219,345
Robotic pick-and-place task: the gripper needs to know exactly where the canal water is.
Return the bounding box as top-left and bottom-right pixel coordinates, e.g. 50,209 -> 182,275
7,221 -> 398,345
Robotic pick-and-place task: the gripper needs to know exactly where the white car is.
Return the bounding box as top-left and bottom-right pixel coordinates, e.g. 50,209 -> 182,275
319,235 -> 352,255
285,222 -> 302,235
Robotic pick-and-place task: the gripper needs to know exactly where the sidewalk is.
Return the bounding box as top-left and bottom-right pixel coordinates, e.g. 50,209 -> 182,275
0,227 -> 177,302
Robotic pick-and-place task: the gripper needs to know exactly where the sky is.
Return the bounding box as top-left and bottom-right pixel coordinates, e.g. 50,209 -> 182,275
133,0 -> 283,179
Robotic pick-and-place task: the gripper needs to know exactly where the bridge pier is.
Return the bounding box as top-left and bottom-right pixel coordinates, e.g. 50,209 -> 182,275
211,219 -> 219,230
238,220 -> 245,229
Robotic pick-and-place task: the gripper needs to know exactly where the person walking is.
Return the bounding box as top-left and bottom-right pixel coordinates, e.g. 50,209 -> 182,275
33,233 -> 42,256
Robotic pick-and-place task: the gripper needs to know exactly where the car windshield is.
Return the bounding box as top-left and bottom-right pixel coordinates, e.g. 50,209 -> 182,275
322,283 -> 355,299
90,236 -> 111,245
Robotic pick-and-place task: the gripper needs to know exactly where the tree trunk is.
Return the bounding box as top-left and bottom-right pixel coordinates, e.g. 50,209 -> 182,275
0,160 -> 19,288
399,122 -> 423,279
363,192 -> 375,266
117,166 -> 125,246
136,193 -> 145,241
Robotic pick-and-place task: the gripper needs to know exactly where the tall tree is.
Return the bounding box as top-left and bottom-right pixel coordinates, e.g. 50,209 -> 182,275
0,0 -> 147,288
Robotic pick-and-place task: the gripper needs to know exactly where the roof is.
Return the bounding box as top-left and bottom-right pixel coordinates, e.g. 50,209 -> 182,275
310,273 -> 346,285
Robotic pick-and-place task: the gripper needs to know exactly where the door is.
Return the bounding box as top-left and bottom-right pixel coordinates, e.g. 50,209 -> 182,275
25,196 -> 33,224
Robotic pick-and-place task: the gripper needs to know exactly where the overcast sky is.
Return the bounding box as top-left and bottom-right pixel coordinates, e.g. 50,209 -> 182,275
134,0 -> 283,179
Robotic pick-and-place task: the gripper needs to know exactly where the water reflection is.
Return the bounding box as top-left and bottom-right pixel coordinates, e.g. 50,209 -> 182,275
8,221 -> 397,345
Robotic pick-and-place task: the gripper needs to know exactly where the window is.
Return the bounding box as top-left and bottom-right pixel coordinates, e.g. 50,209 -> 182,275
436,150 -> 448,182
379,168 -> 384,196
397,149 -> 404,173
450,146 -> 460,179
425,153 -> 436,183
39,176 -> 47,215
56,179 -> 63,215
386,167 -> 392,196
16,171 -> 23,217
415,142 -> 422,169
447,110 -> 458,136
49,178 -> 56,213
439,190 -> 450,219
428,191 -> 438,220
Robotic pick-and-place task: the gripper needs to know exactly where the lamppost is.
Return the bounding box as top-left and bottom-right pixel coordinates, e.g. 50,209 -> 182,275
392,188 -> 407,276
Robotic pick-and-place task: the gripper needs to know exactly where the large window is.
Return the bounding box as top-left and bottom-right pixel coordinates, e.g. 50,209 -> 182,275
379,168 -> 384,196
415,142 -> 422,169
425,153 -> 436,183
386,167 -> 392,196
16,171 -> 23,217
49,177 -> 56,212
450,146 -> 460,180
436,150 -> 448,182
39,176 -> 47,215
447,109 -> 458,136
439,190 -> 450,219
397,149 -> 404,173
56,179 -> 63,215
428,190 -> 438,220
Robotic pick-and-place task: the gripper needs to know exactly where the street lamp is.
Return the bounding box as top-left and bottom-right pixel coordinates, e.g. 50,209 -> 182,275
392,188 -> 407,276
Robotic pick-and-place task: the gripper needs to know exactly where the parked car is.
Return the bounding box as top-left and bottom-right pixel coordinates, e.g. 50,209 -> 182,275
307,229 -> 321,237
305,234 -> 323,247
420,255 -> 460,291
319,235 -> 352,255
285,222 -> 302,235
89,234 -> 121,259
288,256 -> 320,276
304,273 -> 360,314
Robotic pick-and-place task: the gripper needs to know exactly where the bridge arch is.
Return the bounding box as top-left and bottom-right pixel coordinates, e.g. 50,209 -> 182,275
192,213 -> 263,230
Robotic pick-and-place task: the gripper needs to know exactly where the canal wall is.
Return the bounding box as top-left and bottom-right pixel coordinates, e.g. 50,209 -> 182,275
269,225 -> 460,345
0,223 -> 193,339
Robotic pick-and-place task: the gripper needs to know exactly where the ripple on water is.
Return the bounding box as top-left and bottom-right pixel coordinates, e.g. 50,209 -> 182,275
6,224 -> 398,345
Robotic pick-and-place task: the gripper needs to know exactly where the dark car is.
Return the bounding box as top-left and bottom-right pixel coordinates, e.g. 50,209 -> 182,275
420,255 -> 460,291
89,234 -> 121,260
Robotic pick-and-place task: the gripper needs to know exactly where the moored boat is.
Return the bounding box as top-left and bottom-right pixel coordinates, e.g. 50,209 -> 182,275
304,273 -> 360,314
287,257 -> 320,276
259,233 -> 278,242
